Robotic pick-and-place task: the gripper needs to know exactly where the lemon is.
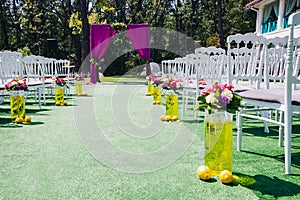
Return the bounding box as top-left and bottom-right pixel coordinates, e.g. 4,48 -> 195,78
24,116 -> 31,122
172,115 -> 179,121
15,117 -> 24,124
55,102 -> 61,106
219,170 -> 233,184
63,101 -> 68,106
164,115 -> 171,121
160,115 -> 166,121
156,101 -> 161,104
152,101 -> 157,104
197,165 -> 212,181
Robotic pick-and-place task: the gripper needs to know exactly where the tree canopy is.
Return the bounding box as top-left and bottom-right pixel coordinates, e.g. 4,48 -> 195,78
0,0 -> 255,75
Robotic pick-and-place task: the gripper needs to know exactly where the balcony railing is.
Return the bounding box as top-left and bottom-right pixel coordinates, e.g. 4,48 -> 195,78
262,16 -> 300,34
261,20 -> 277,34
283,15 -> 300,28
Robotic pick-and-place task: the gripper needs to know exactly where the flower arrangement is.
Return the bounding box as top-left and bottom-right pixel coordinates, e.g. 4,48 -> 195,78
195,82 -> 242,114
75,73 -> 85,81
161,77 -> 183,91
5,77 -> 28,91
147,74 -> 162,87
55,77 -> 69,88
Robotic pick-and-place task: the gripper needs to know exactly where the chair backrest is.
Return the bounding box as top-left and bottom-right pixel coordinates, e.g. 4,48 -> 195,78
173,57 -> 187,79
227,32 -> 266,88
23,55 -> 45,82
55,59 -> 70,78
43,58 -> 56,79
287,12 -> 300,87
195,46 -> 226,84
263,36 -> 289,88
0,51 -> 23,84
186,53 -> 218,95
161,60 -> 170,76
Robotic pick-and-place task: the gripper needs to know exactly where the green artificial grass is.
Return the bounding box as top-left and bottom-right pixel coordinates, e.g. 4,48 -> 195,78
101,75 -> 147,84
0,82 -> 300,199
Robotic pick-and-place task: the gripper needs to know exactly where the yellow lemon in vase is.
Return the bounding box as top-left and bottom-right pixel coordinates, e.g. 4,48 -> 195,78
24,116 -> 31,123
172,115 -> 179,121
160,115 -> 166,121
219,170 -> 233,184
15,117 -> 24,124
197,165 -> 212,181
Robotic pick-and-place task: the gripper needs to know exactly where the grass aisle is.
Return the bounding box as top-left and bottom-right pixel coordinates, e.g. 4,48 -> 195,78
1,82 -> 300,199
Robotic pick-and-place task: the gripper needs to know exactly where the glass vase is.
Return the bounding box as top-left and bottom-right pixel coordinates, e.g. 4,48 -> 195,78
165,90 -> 178,118
55,87 -> 64,104
10,90 -> 25,121
204,111 -> 233,176
75,82 -> 83,95
147,83 -> 154,95
153,87 -> 162,103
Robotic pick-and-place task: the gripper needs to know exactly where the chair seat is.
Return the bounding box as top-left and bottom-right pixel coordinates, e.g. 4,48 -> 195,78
26,80 -> 43,86
238,88 -> 300,105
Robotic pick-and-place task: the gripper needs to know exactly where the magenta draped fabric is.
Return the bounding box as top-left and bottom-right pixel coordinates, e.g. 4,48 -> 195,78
90,24 -> 116,83
89,24 -> 150,83
127,24 -> 151,75
126,24 -> 150,60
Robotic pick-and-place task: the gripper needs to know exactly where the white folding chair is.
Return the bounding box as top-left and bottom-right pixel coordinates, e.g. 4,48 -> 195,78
22,55 -> 45,108
235,12 -> 300,174
0,51 -> 24,103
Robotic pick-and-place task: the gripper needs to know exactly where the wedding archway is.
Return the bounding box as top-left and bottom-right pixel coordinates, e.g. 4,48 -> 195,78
90,24 -> 150,84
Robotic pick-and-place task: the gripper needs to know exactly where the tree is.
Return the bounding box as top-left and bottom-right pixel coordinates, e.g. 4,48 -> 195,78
0,0 -> 256,75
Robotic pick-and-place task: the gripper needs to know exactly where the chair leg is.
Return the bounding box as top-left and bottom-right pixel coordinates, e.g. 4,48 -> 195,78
181,93 -> 186,118
278,111 -> 284,147
261,111 -> 270,133
38,88 -> 42,109
236,110 -> 243,151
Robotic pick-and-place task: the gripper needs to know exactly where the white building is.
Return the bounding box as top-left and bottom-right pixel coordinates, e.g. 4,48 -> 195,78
245,0 -> 300,38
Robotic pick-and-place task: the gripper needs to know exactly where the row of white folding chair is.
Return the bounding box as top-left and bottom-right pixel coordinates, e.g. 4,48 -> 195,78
229,33 -> 299,132
181,47 -> 226,118
233,12 -> 300,174
0,51 -> 71,107
0,51 -> 24,104
23,56 -> 72,104
0,51 -> 23,85
161,57 -> 187,79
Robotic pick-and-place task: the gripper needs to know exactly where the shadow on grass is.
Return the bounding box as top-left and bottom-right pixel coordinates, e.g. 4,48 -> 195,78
232,172 -> 300,199
180,119 -> 203,124
242,150 -> 300,170
0,117 -> 45,127
243,124 -> 300,139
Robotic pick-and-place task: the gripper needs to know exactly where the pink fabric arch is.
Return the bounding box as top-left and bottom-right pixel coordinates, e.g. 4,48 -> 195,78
89,24 -> 150,84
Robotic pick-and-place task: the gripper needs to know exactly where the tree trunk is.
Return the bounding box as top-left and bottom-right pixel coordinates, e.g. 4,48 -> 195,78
0,2 -> 9,49
80,0 -> 91,77
217,0 -> 225,49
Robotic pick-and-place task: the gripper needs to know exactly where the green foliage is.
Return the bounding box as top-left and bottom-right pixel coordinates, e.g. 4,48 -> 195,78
0,0 -> 256,73
206,34 -> 220,47
69,12 -> 82,35
17,46 -> 32,57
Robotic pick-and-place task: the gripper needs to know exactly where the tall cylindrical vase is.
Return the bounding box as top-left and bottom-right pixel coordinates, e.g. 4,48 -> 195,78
10,91 -> 25,121
153,87 -> 162,103
75,82 -> 83,95
55,87 -> 64,104
165,91 -> 178,118
204,111 -> 233,176
147,83 -> 154,95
